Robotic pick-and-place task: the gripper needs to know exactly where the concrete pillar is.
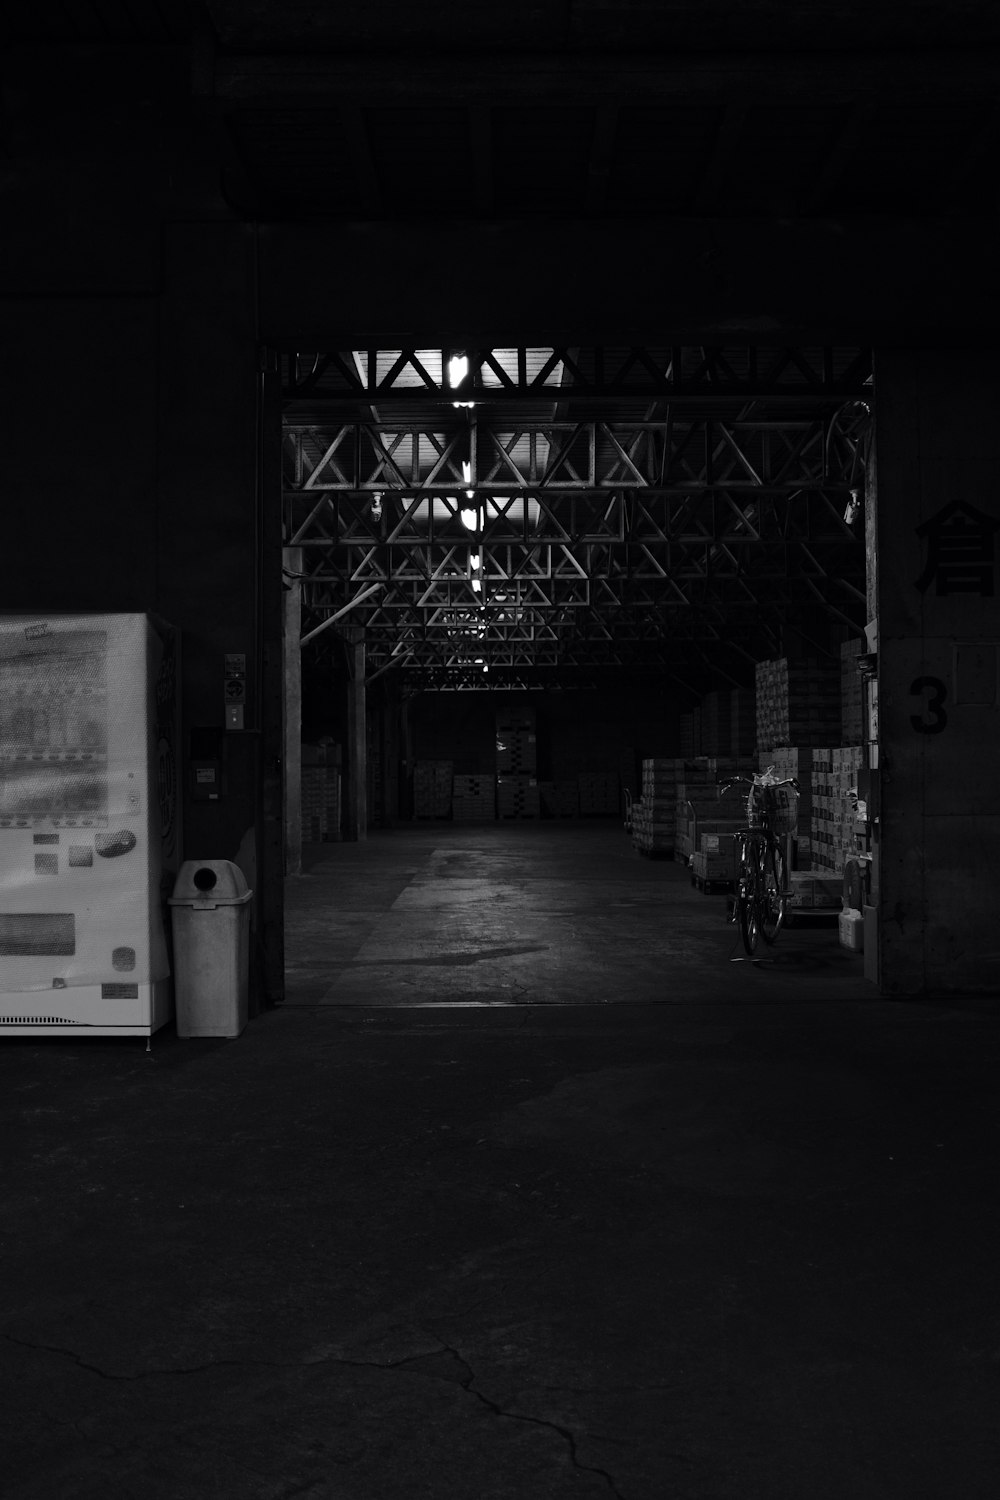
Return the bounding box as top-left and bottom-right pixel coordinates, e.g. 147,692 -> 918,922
874,350 -> 1000,994
345,632 -> 367,841
282,547 -> 303,876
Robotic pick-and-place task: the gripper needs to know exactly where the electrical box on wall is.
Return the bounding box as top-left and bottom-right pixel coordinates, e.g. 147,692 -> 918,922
224,653 -> 246,730
192,761 -> 221,801
190,727 -> 225,802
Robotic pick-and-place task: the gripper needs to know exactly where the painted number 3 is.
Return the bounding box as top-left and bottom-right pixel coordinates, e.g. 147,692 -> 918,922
910,675 -> 948,734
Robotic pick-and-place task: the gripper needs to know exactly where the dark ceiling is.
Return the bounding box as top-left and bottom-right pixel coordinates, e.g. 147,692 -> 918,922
4,2 -> 988,690
8,2 -> 1000,223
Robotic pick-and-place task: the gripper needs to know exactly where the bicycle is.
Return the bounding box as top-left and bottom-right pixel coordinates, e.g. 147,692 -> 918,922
716,769 -> 799,957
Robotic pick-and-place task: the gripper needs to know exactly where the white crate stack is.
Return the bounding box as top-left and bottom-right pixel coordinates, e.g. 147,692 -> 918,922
808,745 -> 865,876
755,657 -> 841,752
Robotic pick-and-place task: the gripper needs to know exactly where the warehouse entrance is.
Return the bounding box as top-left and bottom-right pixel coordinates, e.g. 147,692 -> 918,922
275,344 -> 875,1006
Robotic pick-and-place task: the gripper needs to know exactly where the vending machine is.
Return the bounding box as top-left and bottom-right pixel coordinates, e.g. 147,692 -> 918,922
0,613 -> 180,1036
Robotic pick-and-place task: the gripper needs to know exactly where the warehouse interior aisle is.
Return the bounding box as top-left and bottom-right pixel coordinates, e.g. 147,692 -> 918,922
284,822 -> 870,1007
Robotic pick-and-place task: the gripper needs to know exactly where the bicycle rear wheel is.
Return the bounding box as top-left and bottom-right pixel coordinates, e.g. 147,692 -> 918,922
737,836 -> 761,955
760,840 -> 787,945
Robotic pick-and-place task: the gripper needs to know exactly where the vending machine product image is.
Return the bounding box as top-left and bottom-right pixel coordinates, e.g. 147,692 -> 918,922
0,613 -> 180,1036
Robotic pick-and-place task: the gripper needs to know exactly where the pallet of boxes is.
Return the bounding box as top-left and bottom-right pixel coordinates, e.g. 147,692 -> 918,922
755,649 -> 870,935
451,774 -> 496,822
301,741 -> 342,841
412,760 -> 453,820
496,709 -> 540,819
679,759 -> 755,893
631,760 -> 679,857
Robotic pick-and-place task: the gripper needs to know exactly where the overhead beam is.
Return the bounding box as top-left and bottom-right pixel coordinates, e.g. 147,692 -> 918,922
216,52 -> 1000,109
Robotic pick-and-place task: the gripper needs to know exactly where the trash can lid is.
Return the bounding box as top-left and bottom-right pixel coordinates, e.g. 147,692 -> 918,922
169,860 -> 253,906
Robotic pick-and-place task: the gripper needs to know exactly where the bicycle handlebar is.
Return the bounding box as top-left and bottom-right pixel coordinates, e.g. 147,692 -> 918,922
715,773 -> 800,794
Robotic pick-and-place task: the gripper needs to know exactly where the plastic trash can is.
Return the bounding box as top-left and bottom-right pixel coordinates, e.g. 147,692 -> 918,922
169,860 -> 253,1037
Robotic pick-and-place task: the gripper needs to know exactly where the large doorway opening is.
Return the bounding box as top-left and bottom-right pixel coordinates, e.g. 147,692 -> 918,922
275,344 -> 873,1007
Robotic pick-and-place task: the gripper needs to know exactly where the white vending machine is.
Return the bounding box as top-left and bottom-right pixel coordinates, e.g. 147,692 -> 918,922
0,613 -> 180,1036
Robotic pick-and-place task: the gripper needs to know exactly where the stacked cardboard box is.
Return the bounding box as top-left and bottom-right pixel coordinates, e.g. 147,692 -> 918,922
755,657 -> 841,751
301,765 -> 342,841
497,774 -> 540,819
809,745 -> 864,875
758,746 -> 812,865
691,831 -> 739,886
452,774 -> 495,822
785,871 -> 842,910
539,781 -> 579,818
674,758 -> 752,860
578,770 -> 620,816
699,691 -> 731,757
840,638 -> 865,745
631,759 -> 680,855
413,760 -> 453,819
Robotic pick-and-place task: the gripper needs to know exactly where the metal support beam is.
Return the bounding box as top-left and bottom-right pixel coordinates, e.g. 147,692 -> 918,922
283,547 -> 303,876
300,582 -> 385,645
345,632 -> 367,842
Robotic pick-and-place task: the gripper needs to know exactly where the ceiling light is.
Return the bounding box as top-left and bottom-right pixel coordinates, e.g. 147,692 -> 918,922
470,553 -> 481,570
448,354 -> 469,388
471,578 -> 482,593
460,508 -> 479,532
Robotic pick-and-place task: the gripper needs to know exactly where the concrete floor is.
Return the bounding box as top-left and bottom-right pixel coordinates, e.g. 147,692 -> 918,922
2,822 -> 999,1498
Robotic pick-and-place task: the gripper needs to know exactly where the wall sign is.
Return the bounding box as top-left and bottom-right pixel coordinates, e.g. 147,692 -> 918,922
909,675 -> 948,734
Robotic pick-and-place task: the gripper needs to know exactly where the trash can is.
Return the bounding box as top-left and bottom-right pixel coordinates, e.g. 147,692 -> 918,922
169,860 -> 253,1038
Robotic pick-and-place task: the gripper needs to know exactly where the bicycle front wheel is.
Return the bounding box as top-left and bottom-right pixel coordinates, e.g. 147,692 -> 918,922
760,839 -> 787,946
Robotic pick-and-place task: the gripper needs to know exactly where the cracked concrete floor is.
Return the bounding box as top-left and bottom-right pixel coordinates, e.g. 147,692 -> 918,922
2,824 -> 999,1498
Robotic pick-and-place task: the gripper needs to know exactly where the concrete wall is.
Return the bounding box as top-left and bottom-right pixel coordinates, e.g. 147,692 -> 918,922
875,351 -> 1000,993
0,225 -> 268,1003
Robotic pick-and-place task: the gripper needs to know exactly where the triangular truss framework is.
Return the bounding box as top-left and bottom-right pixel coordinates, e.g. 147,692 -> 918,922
281,345 -> 872,689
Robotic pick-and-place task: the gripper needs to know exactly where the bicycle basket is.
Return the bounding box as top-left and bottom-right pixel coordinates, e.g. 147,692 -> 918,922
748,780 -> 798,835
